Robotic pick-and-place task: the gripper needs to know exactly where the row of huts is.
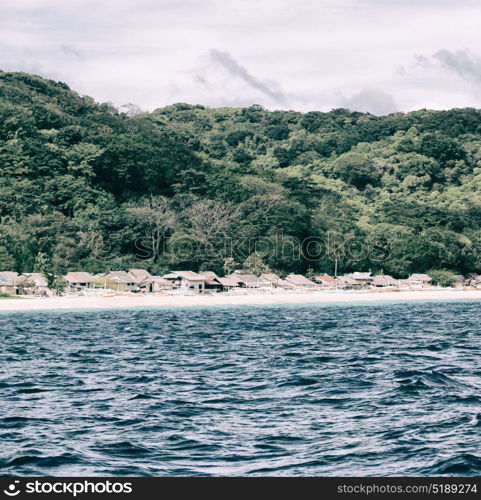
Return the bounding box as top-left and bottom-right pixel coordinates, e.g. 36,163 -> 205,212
0,269 -> 473,297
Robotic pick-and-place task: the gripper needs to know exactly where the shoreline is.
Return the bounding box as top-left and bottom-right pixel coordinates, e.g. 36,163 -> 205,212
1,289 -> 481,313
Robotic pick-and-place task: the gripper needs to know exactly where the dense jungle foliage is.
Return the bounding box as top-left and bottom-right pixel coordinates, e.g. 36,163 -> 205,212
2,70 -> 481,277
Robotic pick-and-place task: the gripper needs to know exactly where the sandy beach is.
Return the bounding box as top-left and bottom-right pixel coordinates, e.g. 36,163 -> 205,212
1,289 -> 481,312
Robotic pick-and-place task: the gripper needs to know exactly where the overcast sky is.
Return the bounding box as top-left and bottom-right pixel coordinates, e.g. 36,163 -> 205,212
1,0 -> 480,114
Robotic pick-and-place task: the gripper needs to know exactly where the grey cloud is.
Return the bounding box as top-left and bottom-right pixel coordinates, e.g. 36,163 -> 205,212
340,88 -> 397,116
356,0 -> 477,7
60,44 -> 84,60
119,103 -> 144,116
208,49 -> 287,104
413,54 -> 433,70
433,49 -> 481,84
194,74 -> 210,89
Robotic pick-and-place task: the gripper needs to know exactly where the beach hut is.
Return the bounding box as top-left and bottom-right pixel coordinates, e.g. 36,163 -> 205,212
407,273 -> 432,288
371,275 -> 398,288
216,276 -> 241,291
260,273 -> 282,287
0,272 -> 19,295
285,274 -> 319,289
162,271 -> 207,293
260,273 -> 295,289
18,273 -> 52,296
312,274 -> 339,290
199,271 -> 223,292
99,271 -> 140,292
229,273 -> 261,288
64,272 -> 97,292
336,275 -> 359,289
139,276 -> 175,293
350,272 -> 373,288
128,268 -> 152,282
259,273 -> 295,289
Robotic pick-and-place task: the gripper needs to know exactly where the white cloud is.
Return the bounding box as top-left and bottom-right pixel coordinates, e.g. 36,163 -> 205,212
0,0 -> 480,112
340,89 -> 397,116
433,49 -> 481,85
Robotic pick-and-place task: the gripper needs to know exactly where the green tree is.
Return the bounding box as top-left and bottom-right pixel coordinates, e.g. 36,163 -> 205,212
50,276 -> 68,294
332,152 -> 380,189
0,246 -> 15,270
428,269 -> 459,287
33,251 -> 52,275
243,252 -> 271,275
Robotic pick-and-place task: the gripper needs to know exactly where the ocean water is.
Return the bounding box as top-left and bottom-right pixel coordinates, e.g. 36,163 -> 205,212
1,301 -> 481,477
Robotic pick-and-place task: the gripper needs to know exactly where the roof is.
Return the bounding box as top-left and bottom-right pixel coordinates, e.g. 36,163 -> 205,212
313,274 -> 338,284
277,279 -> 296,288
140,276 -> 173,286
199,271 -> 219,279
128,268 -> 152,282
0,271 -> 19,285
371,275 -> 397,286
260,273 -> 281,284
64,271 -> 96,283
285,274 -> 318,286
163,271 -> 207,281
231,274 -> 260,286
337,275 -> 357,285
20,273 -> 49,287
216,276 -> 241,287
409,274 -> 432,282
108,271 -> 139,283
351,272 -> 372,280
199,271 -> 222,285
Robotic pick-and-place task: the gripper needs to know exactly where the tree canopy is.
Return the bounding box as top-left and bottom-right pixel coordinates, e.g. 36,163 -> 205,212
2,71 -> 481,277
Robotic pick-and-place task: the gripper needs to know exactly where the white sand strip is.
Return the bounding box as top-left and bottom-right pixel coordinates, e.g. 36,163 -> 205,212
1,289 -> 481,312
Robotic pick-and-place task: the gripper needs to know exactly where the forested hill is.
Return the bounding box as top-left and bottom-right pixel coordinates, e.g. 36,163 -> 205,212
2,70 -> 481,278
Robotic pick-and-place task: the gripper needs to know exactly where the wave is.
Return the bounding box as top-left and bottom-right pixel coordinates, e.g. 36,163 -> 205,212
423,454 -> 481,475
1,302 -> 480,476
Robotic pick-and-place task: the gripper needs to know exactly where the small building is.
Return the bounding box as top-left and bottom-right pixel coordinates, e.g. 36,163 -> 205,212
128,268 -> 152,282
260,273 -> 282,287
407,273 -> 432,288
216,276 -> 241,291
371,275 -> 398,288
105,271 -> 140,292
259,273 -> 295,289
350,272 -> 373,287
162,271 -> 207,293
336,275 -> 359,289
139,276 -> 175,293
18,273 -> 52,296
285,274 -> 319,289
199,271 -> 224,292
64,272 -> 97,292
230,273 -> 262,288
312,274 -> 339,289
0,271 -> 19,295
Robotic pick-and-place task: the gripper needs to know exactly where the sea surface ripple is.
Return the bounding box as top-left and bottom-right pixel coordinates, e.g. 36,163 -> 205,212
1,302 -> 481,476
